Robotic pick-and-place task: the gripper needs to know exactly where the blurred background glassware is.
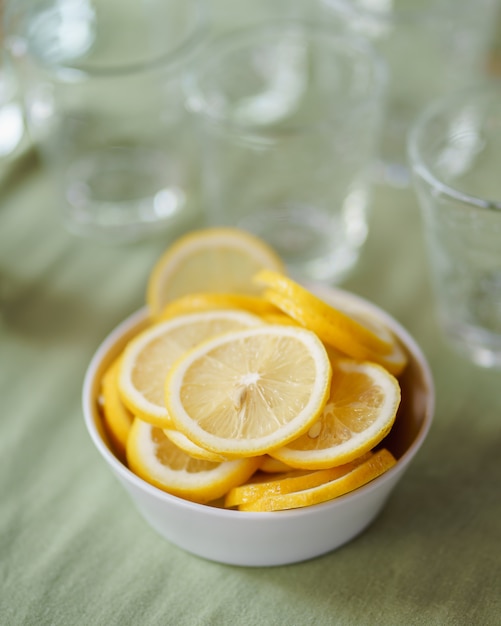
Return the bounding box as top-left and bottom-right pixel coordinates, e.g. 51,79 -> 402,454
0,49 -> 25,319
408,84 -> 501,368
208,0 -> 312,34
4,0 -> 208,242
320,0 -> 500,188
0,58 -> 24,161
186,21 -> 386,284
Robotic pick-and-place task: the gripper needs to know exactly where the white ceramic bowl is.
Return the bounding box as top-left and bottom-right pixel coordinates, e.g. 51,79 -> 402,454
82,286 -> 434,567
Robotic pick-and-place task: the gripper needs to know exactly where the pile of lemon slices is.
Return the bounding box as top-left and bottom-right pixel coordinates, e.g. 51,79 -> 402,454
98,228 -> 408,512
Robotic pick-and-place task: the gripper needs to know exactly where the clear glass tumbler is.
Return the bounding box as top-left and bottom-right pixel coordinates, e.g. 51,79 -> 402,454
5,0 -> 208,241
186,21 -> 386,284
408,84 -> 501,368
0,59 -> 24,160
321,0 -> 499,187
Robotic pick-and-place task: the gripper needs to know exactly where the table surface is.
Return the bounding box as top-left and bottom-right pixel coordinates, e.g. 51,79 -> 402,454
2,13 -> 501,626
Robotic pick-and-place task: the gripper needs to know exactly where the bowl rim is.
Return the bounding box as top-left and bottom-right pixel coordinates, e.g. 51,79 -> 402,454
82,285 -> 435,520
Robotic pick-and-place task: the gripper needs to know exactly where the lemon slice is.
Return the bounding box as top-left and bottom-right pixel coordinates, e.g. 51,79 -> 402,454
158,292 -> 279,321
255,270 -> 394,356
224,454 -> 370,508
270,358 -> 400,469
344,313 -> 408,377
239,449 -> 397,511
162,428 -> 229,463
259,455 -> 296,473
118,310 -> 263,428
126,419 -> 261,503
314,286 -> 409,376
260,312 -> 301,326
147,228 -> 284,317
263,289 -> 407,376
165,325 -> 332,458
99,357 -> 134,459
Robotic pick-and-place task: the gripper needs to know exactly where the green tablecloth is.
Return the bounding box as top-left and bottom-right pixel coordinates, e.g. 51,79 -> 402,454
2,136 -> 501,625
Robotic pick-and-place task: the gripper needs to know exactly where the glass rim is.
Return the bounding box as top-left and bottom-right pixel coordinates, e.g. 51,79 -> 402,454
407,84 -> 501,212
184,19 -> 387,135
5,0 -> 209,78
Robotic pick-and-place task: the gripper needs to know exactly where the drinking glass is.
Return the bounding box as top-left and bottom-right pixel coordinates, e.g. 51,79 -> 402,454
5,0 -> 208,241
0,60 -> 24,160
186,21 -> 386,284
321,0 -> 499,187
408,84 -> 501,368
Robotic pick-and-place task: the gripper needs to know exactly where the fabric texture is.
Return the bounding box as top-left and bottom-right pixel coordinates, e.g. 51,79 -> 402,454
2,22 -> 501,619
